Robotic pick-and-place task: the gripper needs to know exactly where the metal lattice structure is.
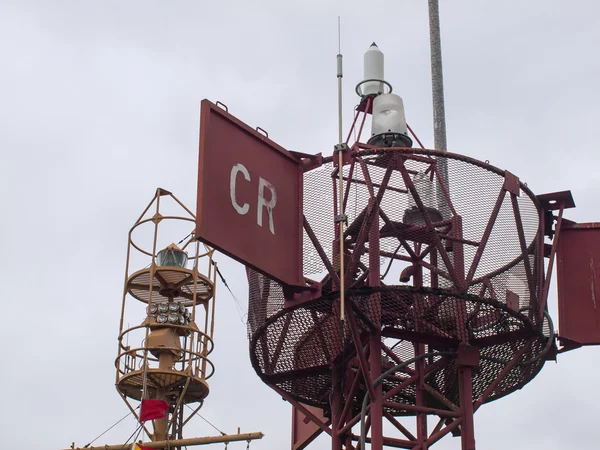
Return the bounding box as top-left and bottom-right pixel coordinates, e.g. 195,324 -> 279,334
192,97 -> 584,450
64,188 -> 265,449
249,148 -> 550,408
115,189 -> 218,440
246,104 -> 558,449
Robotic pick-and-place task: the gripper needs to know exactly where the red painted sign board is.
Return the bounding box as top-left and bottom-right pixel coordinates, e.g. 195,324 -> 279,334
557,223 -> 600,345
195,100 -> 303,287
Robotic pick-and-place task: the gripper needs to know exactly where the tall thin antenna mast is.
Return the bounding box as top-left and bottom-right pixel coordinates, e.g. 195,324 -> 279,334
336,16 -> 346,321
428,0 -> 449,208
337,17 -> 343,145
428,0 -> 447,152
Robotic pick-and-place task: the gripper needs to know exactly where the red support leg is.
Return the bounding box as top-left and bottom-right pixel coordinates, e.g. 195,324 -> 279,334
369,330 -> 383,450
415,343 -> 428,449
412,248 -> 428,449
368,199 -> 383,450
331,365 -> 344,450
459,366 -> 476,450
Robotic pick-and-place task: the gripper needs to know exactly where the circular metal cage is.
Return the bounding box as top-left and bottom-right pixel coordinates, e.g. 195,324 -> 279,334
116,189 -> 218,408
248,148 -> 549,413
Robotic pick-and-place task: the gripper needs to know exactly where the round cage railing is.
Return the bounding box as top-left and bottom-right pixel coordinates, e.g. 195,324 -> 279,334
116,324 -> 215,403
248,148 -> 550,413
116,188 -> 218,416
126,265 -> 214,306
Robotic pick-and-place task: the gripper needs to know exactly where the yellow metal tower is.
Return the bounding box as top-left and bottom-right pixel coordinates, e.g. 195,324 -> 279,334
116,188 -> 216,441
65,188 -> 262,450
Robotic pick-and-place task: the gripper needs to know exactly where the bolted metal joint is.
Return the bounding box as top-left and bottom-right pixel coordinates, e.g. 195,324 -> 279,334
334,214 -> 348,225
334,143 -> 349,153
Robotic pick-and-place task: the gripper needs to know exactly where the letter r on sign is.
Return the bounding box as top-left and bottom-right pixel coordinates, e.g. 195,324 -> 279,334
257,177 -> 277,235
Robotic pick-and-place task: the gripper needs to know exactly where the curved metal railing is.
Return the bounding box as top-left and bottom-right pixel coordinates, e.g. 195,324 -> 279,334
116,324 -> 215,382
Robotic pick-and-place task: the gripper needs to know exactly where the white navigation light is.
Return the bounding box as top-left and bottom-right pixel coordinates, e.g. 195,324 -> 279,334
157,313 -> 168,324
363,43 -> 384,96
368,93 -> 412,148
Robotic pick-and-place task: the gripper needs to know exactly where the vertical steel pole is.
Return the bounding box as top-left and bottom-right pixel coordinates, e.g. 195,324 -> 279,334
415,343 -> 428,449
333,19 -> 346,450
428,0 -> 447,153
413,264 -> 428,448
369,331 -> 383,450
428,0 -> 450,214
337,20 -> 346,321
331,365 -> 344,450
368,202 -> 383,450
459,366 -> 476,450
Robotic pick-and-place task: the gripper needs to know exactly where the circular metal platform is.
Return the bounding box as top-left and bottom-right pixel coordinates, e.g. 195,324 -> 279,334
127,266 -> 213,305
116,324 -> 215,404
117,368 -> 210,404
249,284 -> 548,412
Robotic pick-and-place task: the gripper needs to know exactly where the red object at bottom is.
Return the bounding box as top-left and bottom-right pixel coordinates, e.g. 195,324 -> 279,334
139,399 -> 170,423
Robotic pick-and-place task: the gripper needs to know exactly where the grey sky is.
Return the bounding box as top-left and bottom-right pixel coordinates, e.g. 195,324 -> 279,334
1,1 -> 599,449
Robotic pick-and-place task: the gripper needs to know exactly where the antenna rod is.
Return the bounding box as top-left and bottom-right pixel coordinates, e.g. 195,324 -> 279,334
337,17 -> 343,145
337,17 -> 345,321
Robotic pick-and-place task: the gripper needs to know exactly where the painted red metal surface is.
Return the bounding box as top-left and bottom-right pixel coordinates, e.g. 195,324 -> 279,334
291,405 -> 326,450
246,100 -> 554,450
195,100 -> 303,286
557,222 -> 600,345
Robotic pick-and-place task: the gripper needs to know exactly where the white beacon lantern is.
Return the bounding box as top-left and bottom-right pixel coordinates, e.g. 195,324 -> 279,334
368,93 -> 412,148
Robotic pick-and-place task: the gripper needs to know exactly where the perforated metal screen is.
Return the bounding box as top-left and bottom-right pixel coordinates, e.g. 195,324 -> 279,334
248,148 -> 548,413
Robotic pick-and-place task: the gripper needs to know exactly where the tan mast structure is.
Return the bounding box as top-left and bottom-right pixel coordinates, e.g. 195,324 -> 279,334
65,188 -> 263,450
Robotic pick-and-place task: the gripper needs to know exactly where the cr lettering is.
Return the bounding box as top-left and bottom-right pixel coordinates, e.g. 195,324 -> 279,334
229,163 -> 277,235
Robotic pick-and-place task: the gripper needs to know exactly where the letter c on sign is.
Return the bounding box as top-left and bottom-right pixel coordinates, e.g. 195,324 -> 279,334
230,163 -> 250,215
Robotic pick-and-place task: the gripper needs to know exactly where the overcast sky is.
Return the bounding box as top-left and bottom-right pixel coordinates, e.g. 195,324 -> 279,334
1,1 -> 600,449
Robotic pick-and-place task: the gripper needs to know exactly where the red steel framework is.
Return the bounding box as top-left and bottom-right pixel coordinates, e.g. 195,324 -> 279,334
245,97 -> 566,450
195,99 -> 599,450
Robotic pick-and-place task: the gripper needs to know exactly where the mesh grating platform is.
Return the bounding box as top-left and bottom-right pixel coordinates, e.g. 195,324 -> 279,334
117,369 -> 210,403
127,267 -> 213,305
248,148 -> 549,414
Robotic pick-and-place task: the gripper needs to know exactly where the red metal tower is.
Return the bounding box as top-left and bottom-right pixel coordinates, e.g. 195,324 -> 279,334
194,52 -> 599,450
